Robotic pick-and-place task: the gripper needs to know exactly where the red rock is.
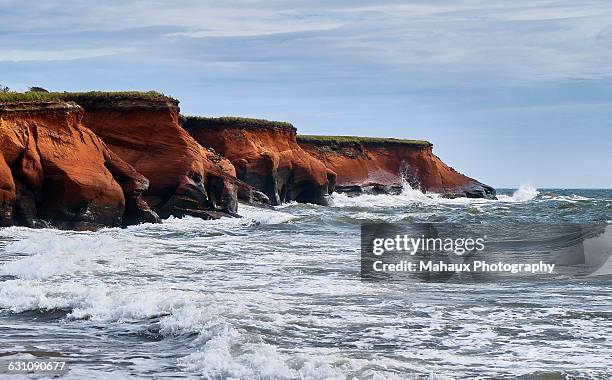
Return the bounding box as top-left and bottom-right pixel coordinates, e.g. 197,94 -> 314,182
68,97 -> 239,219
298,137 -> 496,199
182,117 -> 333,206
0,101 -> 157,229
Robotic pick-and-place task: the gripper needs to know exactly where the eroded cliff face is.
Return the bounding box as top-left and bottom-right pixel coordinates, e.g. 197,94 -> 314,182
182,117 -> 333,206
0,102 -> 157,229
298,138 -> 496,199
71,98 -> 239,219
0,92 -> 495,231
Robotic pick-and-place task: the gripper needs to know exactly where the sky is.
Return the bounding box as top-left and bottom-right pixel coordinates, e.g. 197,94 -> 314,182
1,0 -> 611,188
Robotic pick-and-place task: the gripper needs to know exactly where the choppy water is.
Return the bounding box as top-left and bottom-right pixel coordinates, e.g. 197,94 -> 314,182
0,186 -> 611,379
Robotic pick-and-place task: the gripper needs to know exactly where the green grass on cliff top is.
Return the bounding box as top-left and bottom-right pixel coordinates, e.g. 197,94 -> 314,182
298,135 -> 432,146
182,115 -> 294,130
0,91 -> 175,103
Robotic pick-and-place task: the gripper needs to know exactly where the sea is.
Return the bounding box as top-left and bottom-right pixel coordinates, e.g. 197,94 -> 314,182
0,185 -> 610,379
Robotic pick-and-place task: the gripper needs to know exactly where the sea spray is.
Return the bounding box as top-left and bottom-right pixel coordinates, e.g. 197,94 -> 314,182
497,184 -> 539,202
330,179 -> 432,208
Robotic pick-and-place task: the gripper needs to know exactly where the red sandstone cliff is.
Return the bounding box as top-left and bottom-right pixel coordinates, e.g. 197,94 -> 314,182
0,101 -> 157,229
297,136 -> 496,199
65,96 -> 240,219
1,91 -> 495,232
182,117 -> 333,206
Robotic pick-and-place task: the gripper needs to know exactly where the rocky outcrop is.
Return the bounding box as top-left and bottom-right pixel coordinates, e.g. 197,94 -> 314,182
0,91 -> 496,232
0,101 -> 158,229
182,117 -> 333,206
65,96 -> 240,219
297,136 -> 496,199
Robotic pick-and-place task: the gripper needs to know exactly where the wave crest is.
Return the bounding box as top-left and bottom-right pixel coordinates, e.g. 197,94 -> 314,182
498,185 -> 539,202
330,181 -> 433,208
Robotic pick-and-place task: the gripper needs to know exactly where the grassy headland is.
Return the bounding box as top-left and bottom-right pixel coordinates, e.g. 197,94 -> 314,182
297,135 -> 432,147
182,116 -> 295,131
0,91 -> 175,104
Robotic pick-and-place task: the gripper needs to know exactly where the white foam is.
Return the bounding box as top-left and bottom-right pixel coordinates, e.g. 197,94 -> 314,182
0,186 -> 607,379
239,204 -> 297,224
0,276 -> 349,379
497,184 -> 539,202
329,180 -> 507,208
178,325 -> 404,380
179,326 -> 302,380
541,194 -> 593,203
0,230 -> 131,280
330,181 -> 433,208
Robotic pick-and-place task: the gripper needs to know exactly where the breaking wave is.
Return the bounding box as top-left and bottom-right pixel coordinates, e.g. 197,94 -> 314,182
1,187 -> 609,379
237,204 -> 296,224
330,181 -> 431,208
497,184 -> 540,202
0,221 -> 402,379
331,181 -> 542,208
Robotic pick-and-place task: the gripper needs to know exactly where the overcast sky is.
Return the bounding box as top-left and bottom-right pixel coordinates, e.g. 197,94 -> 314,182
1,0 -> 611,188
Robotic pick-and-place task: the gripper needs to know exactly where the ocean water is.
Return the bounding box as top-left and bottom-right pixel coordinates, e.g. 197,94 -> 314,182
0,185 -> 611,379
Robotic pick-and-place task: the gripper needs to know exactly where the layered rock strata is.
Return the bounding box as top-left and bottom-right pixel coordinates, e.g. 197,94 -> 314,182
64,96 -> 240,219
183,117 -> 333,206
0,101 -> 157,229
297,136 -> 495,199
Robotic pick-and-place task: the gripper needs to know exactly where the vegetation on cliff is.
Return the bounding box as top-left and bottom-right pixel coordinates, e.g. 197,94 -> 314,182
182,115 -> 295,131
298,135 -> 432,147
0,91 -> 175,104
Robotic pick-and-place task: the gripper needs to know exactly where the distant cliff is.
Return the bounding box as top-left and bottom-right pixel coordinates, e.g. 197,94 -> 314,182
182,116 -> 334,206
297,136 -> 496,199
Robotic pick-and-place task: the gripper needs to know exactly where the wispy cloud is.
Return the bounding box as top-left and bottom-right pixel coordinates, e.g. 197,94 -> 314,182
2,0 -> 612,80
0,47 -> 130,62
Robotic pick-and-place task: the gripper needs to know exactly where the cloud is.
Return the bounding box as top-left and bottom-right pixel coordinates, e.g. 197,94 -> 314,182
0,47 -> 130,62
1,0 -> 612,81
1,0 -> 612,186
